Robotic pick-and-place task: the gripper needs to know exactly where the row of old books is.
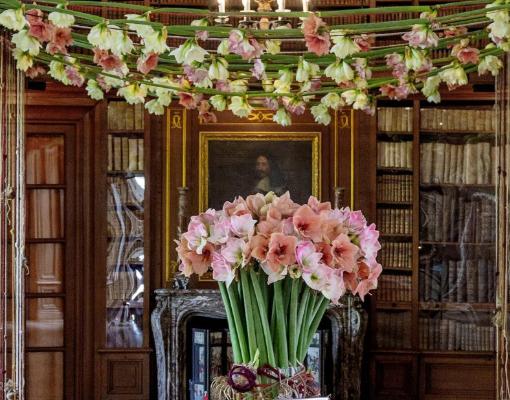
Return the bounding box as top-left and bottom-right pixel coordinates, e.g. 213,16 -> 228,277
376,208 -> 412,235
26,138 -> 63,185
420,190 -> 495,243
107,101 -> 145,131
420,108 -> 495,133
107,177 -> 144,207
107,135 -> 145,172
377,107 -> 413,133
378,275 -> 412,302
377,175 -> 413,203
419,317 -> 495,351
379,241 -> 412,269
377,312 -> 412,349
27,189 -> 64,239
420,142 -> 495,185
419,256 -> 496,303
377,141 -> 413,168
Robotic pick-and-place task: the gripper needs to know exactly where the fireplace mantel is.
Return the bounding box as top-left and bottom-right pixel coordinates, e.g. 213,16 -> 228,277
151,288 -> 367,400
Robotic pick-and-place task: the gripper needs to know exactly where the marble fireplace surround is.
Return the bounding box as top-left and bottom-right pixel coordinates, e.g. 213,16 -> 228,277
151,288 -> 367,400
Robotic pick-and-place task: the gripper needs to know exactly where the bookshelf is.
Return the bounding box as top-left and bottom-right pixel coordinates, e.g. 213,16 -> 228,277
105,100 -> 146,348
370,98 -> 498,399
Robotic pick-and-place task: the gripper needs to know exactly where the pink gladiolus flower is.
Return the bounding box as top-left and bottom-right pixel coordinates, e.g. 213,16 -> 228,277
211,253 -> 235,287
47,27 -> 72,55
250,234 -> 269,261
93,48 -> 123,71
402,24 -> 439,49
331,233 -> 359,272
251,58 -> 266,80
380,84 -> 409,100
215,80 -> 231,93
198,100 -> 217,124
183,64 -> 209,85
302,14 -> 324,36
282,97 -> 305,116
293,205 -> 322,242
443,26 -> 467,39
454,46 -> 480,65
26,8 -> 44,25
65,66 -> 84,87
263,97 -> 279,111
178,92 -> 203,110
295,241 -> 322,270
266,233 -> 297,270
228,31 -> 264,60
305,33 -> 331,57
26,65 -> 46,79
196,30 -> 209,41
231,213 -> 256,238
29,19 -> 54,42
354,34 -> 373,52
137,52 -> 159,75
96,75 -> 111,92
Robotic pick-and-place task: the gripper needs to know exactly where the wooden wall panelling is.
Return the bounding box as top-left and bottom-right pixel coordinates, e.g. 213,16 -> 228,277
370,353 -> 418,400
419,355 -> 495,400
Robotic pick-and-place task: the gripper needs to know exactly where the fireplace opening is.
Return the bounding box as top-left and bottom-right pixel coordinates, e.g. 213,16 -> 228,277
186,315 -> 333,400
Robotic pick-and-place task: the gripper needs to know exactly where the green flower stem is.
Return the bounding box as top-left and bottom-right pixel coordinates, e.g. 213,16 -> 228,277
295,285 -> 311,363
288,278 -> 300,367
249,269 -> 276,367
283,277 -> 292,317
249,276 -> 268,366
240,270 -> 257,361
273,280 -> 289,368
218,282 -> 242,364
270,292 -> 277,339
300,296 -> 330,361
227,282 -> 250,363
298,290 -> 317,361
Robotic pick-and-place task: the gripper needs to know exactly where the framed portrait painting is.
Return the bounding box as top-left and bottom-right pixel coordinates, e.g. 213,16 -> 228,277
198,131 -> 321,211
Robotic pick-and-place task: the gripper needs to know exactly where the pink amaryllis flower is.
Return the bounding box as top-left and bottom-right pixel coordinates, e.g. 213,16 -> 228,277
246,193 -> 266,217
351,261 -> 382,301
136,52 -> 159,75
295,241 -> 322,271
331,233 -> 359,272
223,196 -> 250,217
293,205 -> 322,242
221,237 -> 248,266
315,242 -> 333,267
302,14 -> 331,56
321,268 -> 346,304
266,233 -> 297,271
178,238 -> 214,277
249,234 -> 270,261
272,192 -> 299,218
359,223 -> 381,265
302,264 -> 328,291
230,213 -> 256,238
46,27 -> 72,55
211,253 -> 235,287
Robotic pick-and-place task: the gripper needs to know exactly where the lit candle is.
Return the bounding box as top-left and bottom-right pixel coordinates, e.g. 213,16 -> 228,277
242,0 -> 250,12
218,0 -> 225,13
277,0 -> 285,11
302,0 -> 309,11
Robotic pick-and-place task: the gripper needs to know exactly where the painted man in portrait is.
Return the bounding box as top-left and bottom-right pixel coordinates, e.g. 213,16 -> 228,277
252,154 -> 288,196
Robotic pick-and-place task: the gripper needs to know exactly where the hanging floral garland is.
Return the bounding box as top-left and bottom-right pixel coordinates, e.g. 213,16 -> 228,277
0,0 -> 508,125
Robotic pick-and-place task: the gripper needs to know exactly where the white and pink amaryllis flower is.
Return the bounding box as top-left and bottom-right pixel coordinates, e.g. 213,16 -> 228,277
176,192 -> 382,304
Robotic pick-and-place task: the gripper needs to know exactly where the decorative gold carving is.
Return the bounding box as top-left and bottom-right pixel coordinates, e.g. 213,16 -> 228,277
255,0 -> 274,11
198,131 -> 321,212
171,112 -> 182,129
247,111 -> 274,122
339,111 -> 350,128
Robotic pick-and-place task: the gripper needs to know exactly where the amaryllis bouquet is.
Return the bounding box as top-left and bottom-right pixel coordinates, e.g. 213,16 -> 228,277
177,191 -> 381,375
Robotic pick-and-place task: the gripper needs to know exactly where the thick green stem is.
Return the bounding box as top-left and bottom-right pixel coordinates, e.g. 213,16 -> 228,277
298,290 -> 317,361
240,269 -> 257,361
299,296 -> 330,361
288,278 -> 300,367
249,270 -> 277,367
218,282 -> 242,363
249,277 -> 268,366
274,280 -> 289,368
295,285 -> 311,363
227,282 -> 250,363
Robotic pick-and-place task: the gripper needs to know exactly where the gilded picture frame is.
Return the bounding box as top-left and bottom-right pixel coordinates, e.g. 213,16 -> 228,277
198,131 -> 322,212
